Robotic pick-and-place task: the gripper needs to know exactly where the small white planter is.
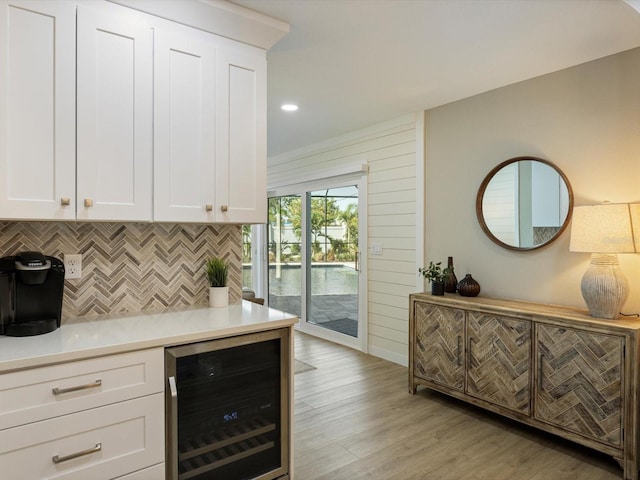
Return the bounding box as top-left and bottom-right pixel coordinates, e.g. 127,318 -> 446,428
209,286 -> 229,308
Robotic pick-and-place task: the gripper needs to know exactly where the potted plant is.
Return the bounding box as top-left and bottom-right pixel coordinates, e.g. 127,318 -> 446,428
418,261 -> 451,296
205,257 -> 229,307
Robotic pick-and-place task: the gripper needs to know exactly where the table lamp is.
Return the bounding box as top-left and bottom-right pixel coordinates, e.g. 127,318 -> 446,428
569,203 -> 638,319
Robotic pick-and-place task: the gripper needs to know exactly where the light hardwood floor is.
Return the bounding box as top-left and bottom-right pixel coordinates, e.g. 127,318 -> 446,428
293,331 -> 622,480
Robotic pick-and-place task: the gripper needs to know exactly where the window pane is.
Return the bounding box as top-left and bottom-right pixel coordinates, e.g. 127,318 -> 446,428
268,195 -> 302,317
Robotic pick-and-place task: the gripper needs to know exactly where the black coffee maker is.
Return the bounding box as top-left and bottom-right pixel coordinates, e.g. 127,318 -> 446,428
0,251 -> 65,336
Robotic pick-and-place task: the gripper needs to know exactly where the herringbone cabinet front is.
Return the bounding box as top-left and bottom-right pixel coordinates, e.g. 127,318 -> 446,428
414,303 -> 465,391
536,324 -> 623,447
409,293 -> 640,480
467,311 -> 531,414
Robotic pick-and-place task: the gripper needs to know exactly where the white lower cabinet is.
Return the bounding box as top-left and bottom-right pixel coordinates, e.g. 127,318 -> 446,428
0,349 -> 165,480
0,393 -> 164,480
0,348 -> 164,430
114,463 -> 165,479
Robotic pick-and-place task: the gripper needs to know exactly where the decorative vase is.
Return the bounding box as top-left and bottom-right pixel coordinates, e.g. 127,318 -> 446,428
443,256 -> 458,293
457,274 -> 480,297
209,286 -> 229,308
431,281 -> 445,296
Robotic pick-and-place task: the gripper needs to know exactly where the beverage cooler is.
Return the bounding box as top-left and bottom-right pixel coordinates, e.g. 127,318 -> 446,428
165,329 -> 290,480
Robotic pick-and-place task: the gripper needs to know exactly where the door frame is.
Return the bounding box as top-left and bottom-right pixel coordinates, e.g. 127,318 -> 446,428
265,173 -> 368,353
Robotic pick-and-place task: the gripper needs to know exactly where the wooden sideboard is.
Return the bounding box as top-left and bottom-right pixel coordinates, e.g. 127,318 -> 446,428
409,293 -> 640,480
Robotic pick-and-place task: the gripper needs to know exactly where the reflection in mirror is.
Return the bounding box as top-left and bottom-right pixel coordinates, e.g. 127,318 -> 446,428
476,157 -> 573,251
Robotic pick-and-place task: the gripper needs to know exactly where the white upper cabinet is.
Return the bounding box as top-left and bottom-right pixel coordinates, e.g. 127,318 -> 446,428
154,26 -> 268,224
0,0 -> 272,224
215,47 -> 267,224
0,0 -> 76,220
76,3 -> 153,221
153,27 -> 216,223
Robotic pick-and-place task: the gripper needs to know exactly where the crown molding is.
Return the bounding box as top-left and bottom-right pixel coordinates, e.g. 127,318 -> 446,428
108,0 -> 289,50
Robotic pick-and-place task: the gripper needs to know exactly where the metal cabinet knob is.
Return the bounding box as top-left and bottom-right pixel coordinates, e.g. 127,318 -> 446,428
220,205 -> 228,212
60,197 -> 70,206
205,204 -> 213,212
84,199 -> 93,208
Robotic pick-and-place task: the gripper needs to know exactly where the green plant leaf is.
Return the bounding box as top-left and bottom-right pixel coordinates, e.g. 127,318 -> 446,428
205,257 -> 228,287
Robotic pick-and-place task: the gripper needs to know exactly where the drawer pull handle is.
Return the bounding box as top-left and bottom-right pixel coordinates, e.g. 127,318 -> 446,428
220,204 -> 228,212
60,197 -> 70,206
205,204 -> 213,212
52,379 -> 102,395
84,198 -> 93,208
52,443 -> 102,464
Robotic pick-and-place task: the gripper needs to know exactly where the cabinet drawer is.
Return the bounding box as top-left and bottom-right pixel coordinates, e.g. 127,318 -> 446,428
0,393 -> 164,480
114,463 -> 165,479
0,348 -> 163,430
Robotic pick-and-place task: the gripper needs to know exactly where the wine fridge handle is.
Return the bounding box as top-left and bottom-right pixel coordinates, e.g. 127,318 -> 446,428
168,376 -> 178,480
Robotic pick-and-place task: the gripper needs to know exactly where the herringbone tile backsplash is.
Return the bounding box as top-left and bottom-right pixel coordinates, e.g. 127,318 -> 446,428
0,222 -> 242,320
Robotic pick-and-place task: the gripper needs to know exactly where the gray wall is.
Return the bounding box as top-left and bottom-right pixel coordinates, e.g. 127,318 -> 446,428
425,47 -> 640,313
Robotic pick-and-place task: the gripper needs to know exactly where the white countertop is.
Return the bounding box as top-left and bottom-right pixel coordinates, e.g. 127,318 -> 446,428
0,301 -> 298,373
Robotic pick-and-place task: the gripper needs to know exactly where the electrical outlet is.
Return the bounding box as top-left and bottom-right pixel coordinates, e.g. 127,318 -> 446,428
371,242 -> 383,255
64,254 -> 82,279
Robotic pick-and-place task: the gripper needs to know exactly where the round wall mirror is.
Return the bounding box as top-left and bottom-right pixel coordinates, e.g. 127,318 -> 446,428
476,157 -> 573,251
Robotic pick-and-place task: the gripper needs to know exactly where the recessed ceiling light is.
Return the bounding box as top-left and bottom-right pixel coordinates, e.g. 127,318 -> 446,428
281,104 -> 299,112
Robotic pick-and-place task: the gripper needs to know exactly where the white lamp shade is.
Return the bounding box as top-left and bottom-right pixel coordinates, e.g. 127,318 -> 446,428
569,204 -> 636,253
631,203 -> 640,252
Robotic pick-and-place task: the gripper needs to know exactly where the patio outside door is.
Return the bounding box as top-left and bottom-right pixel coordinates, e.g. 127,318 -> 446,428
306,186 -> 359,339
267,194 -> 303,318
267,181 -> 364,349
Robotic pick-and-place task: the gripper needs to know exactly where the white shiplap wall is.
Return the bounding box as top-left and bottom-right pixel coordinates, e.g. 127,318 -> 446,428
267,114 -> 417,365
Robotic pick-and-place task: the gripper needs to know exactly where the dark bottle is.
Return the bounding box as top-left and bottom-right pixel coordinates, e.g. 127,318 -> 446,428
443,256 -> 458,293
458,274 -> 481,297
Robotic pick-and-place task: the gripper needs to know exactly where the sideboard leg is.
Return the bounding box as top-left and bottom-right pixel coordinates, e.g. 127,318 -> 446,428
621,456 -> 638,480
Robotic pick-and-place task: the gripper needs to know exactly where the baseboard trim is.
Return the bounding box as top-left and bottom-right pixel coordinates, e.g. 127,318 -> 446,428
368,345 -> 408,367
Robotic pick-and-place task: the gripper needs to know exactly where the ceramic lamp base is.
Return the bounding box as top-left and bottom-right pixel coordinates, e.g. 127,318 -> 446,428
581,254 -> 629,319
209,286 -> 229,308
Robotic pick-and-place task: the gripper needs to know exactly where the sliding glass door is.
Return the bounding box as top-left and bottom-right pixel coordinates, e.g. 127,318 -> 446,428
267,195 -> 302,317
266,180 -> 364,349
306,187 -> 359,337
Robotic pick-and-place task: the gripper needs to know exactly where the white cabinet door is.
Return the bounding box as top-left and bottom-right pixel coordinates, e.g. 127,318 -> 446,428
0,0 -> 75,220
0,393 -> 164,480
0,348 -> 164,430
153,27 -> 216,223
76,4 -> 152,221
215,46 -> 267,224
113,463 -> 164,480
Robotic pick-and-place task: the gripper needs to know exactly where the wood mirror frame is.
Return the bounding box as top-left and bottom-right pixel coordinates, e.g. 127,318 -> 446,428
476,157 -> 573,251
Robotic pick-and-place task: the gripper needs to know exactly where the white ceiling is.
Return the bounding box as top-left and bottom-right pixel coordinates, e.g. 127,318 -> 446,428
231,0 -> 640,158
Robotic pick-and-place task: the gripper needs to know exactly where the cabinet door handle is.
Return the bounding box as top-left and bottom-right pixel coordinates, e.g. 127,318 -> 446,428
538,355 -> 544,391
168,376 -> 178,480
52,379 -> 102,395
220,204 -> 228,212
84,198 -> 94,208
468,337 -> 474,369
52,443 -> 101,464
205,204 -> 213,212
457,336 -> 462,366
60,197 -> 70,206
